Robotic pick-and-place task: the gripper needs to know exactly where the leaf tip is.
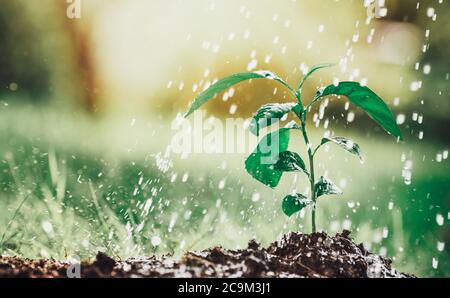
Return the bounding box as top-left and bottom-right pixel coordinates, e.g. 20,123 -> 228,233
324,62 -> 337,67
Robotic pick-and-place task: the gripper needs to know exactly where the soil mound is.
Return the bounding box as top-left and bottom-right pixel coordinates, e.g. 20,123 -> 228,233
0,230 -> 413,278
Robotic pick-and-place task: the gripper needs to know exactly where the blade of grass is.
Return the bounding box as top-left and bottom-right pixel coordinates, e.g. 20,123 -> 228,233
0,195 -> 30,248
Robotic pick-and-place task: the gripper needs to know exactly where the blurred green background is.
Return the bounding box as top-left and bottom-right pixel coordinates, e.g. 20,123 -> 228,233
0,0 -> 448,277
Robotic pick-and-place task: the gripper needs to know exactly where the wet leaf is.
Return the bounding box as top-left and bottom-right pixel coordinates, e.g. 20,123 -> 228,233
315,82 -> 403,140
249,103 -> 297,136
185,71 -> 294,117
319,136 -> 363,161
245,128 -> 291,188
274,151 -> 308,174
282,193 -> 313,217
315,176 -> 343,198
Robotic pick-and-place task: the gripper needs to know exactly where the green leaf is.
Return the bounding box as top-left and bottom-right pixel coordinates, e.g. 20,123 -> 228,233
292,104 -> 303,117
274,151 -> 308,174
249,102 -> 297,136
185,71 -> 295,117
245,128 -> 291,188
318,136 -> 363,161
315,81 -> 403,140
315,176 -> 343,198
298,63 -> 335,90
282,193 -> 313,217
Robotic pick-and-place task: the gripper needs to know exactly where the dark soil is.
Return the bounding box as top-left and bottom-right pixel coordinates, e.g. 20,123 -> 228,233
0,230 -> 414,278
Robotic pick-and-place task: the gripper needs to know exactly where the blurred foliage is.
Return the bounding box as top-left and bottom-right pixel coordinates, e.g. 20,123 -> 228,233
0,1 -> 51,99
1,1 -> 448,137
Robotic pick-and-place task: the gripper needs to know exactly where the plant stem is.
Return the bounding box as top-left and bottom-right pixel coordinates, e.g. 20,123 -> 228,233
300,114 -> 317,233
296,90 -> 316,233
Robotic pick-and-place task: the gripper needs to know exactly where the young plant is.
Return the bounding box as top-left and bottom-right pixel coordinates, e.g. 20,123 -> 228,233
184,64 -> 402,233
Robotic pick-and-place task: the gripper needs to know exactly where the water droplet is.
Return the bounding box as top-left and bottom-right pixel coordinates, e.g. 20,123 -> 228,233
251,192 -> 260,202
184,210 -> 192,220
436,213 -> 444,226
382,227 -> 389,238
218,179 -> 226,189
284,19 -> 291,28
418,114 -> 423,124
432,257 -> 439,269
254,70 -> 276,80
229,104 -> 237,114
272,13 -> 279,22
273,36 -> 280,44
410,81 -> 421,92
182,172 -> 189,182
151,235 -> 161,246
202,41 -> 211,50
347,111 -> 355,123
393,97 -> 400,106
418,131 -> 424,140
402,159 -> 413,185
42,221 -> 54,236
396,114 -> 405,125
388,201 -> 394,210
360,77 -> 368,86
344,101 -> 350,110
247,59 -> 258,71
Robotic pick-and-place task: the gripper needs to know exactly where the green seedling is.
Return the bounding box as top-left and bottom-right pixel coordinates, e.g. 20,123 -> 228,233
185,63 -> 402,233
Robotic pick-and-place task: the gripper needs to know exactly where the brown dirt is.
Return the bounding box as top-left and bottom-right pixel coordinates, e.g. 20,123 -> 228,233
0,230 -> 414,278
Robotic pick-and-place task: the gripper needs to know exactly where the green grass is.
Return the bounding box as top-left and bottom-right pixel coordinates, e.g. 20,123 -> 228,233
0,104 -> 448,277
